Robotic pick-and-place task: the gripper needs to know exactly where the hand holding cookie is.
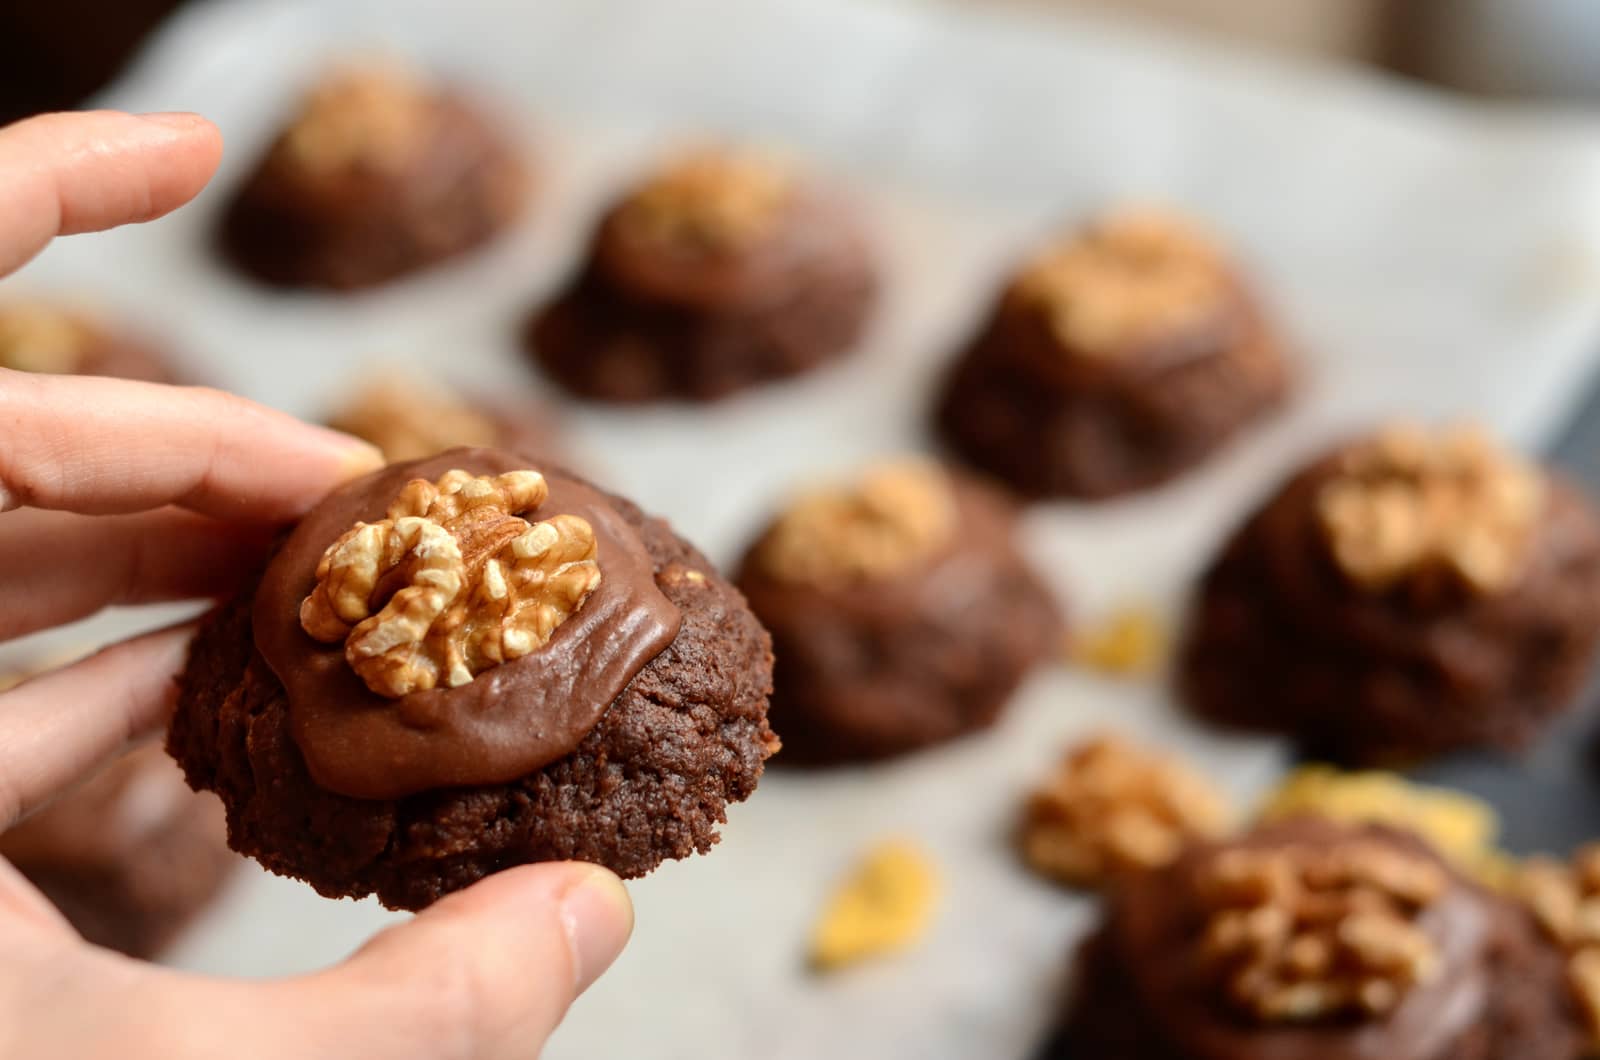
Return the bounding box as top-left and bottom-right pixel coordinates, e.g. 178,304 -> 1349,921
0,109 -> 631,1059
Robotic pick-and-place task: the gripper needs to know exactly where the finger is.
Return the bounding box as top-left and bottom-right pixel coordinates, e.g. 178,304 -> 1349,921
0,110 -> 223,277
0,373 -> 383,519
0,508 -> 272,642
0,625 -> 191,831
281,864 -> 633,1059
0,856 -> 77,939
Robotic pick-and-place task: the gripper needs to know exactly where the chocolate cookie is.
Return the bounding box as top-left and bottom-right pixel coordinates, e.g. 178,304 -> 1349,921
934,208 -> 1290,499
734,459 -> 1061,764
527,147 -> 878,402
218,63 -> 528,291
0,299 -> 178,382
325,373 -> 565,465
1179,423 -> 1600,764
1060,818 -> 1585,1060
0,742 -> 234,959
170,449 -> 776,910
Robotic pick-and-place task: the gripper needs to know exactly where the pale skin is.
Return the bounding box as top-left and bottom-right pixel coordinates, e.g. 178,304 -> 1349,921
0,111 -> 632,1058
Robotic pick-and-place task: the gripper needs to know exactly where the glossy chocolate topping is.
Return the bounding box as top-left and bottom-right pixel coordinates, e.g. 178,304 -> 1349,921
1107,819 -> 1494,1060
253,448 -> 681,801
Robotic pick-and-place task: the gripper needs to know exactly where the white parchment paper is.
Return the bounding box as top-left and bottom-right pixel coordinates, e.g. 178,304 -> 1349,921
10,0 -> 1600,1056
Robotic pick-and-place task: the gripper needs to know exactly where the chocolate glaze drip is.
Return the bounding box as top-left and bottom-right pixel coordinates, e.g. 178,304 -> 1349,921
253,448 -> 681,801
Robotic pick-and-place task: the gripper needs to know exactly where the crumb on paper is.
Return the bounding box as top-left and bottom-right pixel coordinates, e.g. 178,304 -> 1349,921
1067,604 -> 1167,677
1020,731 -> 1229,888
809,839 -> 939,972
1258,766 -> 1501,881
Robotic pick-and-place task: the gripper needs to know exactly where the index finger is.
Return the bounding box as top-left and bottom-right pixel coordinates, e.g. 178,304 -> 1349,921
0,110 -> 224,277
0,372 -> 383,519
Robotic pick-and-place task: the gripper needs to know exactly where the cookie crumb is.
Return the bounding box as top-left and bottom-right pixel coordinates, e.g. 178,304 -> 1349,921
1067,604 -> 1166,677
809,839 -> 939,972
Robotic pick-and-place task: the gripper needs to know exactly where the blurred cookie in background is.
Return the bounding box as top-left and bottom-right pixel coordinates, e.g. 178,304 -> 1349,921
735,458 -> 1061,764
935,206 -> 1290,499
218,61 -> 529,291
1180,422 -> 1600,764
325,371 -> 567,465
528,146 -> 878,402
0,704 -> 235,960
1060,816 -> 1584,1059
0,299 -> 181,382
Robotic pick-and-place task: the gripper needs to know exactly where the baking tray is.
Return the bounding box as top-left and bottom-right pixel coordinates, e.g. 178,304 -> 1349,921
9,0 -> 1600,1056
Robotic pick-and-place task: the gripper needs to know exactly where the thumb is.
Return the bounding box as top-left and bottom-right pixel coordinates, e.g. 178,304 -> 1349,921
288,862 -> 633,1060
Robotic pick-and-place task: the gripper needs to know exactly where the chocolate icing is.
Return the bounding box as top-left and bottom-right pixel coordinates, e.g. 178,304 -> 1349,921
253,448 -> 681,801
1107,819 -> 1493,1060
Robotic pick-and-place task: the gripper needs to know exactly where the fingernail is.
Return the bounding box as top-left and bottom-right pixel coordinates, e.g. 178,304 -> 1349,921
559,866 -> 634,994
335,438 -> 387,478
138,111 -> 206,130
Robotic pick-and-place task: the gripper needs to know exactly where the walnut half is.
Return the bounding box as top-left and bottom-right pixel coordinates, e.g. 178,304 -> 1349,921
278,63 -> 435,178
754,459 -> 958,588
619,148 -> 796,254
1010,207 -> 1230,357
327,376 -> 500,463
1316,423 -> 1545,596
300,469 -> 601,697
1195,838 -> 1446,1023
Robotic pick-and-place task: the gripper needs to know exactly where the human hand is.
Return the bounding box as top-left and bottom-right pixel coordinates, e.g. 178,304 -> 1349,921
0,111 -> 633,1058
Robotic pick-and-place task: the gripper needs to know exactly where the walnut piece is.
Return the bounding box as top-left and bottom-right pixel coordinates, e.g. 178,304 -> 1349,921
300,469 -> 601,697
620,148 -> 795,254
0,303 -> 96,374
1195,838 -> 1446,1023
279,63 -> 435,177
1259,767 -> 1501,880
1011,207 -> 1230,356
327,377 -> 499,463
755,459 -> 958,588
809,839 -> 940,972
1020,732 -> 1229,888
1316,423 -> 1545,596
1514,848 -> 1600,1047
1068,603 -> 1167,677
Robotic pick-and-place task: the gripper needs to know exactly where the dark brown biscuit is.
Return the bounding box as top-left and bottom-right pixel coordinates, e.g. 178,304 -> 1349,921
1060,819 -> 1585,1060
1178,426 -> 1600,764
935,208 -> 1289,499
169,457 -> 776,911
218,64 -> 527,291
324,373 -> 567,466
0,743 -> 235,959
0,300 -> 179,383
527,148 -> 877,402
735,461 -> 1061,764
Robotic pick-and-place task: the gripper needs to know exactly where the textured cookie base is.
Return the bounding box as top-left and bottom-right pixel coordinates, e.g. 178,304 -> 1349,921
170,488 -> 776,911
737,479 -> 1063,765
934,317 -> 1289,499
